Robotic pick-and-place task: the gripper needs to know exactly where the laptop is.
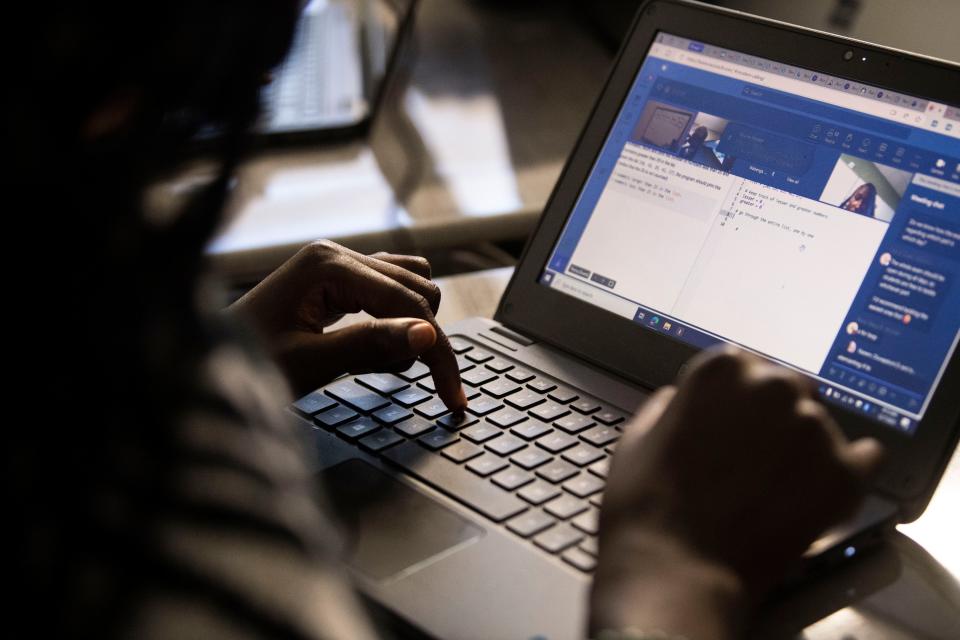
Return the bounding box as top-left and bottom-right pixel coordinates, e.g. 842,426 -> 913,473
289,1 -> 960,638
195,0 -> 417,147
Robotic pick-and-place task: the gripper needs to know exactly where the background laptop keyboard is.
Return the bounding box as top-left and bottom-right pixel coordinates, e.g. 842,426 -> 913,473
291,336 -> 629,574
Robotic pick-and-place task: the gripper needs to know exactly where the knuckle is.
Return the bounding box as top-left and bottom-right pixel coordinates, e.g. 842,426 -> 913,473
426,282 -> 442,308
410,292 -> 433,316
303,239 -> 342,262
755,373 -> 803,404
414,256 -> 433,278
690,347 -> 745,384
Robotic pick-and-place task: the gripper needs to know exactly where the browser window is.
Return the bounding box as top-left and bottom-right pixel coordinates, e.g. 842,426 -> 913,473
542,33 -> 960,434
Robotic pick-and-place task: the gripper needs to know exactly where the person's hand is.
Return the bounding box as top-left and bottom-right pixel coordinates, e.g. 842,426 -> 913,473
229,240 -> 466,411
590,347 -> 884,639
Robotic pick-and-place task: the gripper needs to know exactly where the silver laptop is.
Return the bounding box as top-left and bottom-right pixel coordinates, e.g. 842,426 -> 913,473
256,0 -> 416,141
291,2 -> 960,638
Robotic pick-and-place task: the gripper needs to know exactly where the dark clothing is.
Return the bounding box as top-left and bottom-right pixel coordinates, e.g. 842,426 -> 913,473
19,312 -> 378,639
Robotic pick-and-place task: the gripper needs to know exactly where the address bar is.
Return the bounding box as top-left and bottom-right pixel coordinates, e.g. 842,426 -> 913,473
648,43 -> 934,128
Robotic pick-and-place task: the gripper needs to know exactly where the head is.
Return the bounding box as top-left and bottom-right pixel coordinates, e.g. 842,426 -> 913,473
842,182 -> 877,215
19,2 -> 300,269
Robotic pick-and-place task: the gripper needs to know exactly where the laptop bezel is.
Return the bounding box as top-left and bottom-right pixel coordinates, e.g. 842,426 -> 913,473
496,0 -> 960,514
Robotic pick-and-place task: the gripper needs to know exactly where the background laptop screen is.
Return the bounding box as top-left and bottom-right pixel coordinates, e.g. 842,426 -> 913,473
541,32 -> 960,434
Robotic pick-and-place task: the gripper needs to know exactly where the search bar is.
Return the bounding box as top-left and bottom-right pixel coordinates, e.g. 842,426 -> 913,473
741,86 -> 911,139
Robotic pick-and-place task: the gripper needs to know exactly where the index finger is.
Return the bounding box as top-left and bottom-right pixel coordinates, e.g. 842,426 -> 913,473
322,256 -> 466,412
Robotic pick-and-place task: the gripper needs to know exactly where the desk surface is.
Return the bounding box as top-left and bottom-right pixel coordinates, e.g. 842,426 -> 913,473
207,0 -> 612,281
429,267 -> 960,639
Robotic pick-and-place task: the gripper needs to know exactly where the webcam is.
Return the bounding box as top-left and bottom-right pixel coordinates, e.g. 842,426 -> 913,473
843,50 -> 855,61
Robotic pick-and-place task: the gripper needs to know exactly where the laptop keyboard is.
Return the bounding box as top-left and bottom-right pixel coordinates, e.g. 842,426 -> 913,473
292,336 -> 629,574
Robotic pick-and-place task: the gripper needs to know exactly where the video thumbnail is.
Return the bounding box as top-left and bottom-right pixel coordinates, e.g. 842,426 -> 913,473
820,154 -> 913,223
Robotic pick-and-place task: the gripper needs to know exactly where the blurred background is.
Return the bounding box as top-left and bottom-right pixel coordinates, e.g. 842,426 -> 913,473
197,0 -> 960,293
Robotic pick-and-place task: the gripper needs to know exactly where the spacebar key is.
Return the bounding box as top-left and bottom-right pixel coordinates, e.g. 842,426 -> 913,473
383,442 -> 527,522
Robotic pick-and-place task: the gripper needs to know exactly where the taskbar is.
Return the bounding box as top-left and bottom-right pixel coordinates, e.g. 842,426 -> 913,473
541,268 -> 921,435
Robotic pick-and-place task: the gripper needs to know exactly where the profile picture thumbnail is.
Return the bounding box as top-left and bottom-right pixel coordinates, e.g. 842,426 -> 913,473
820,154 -> 913,223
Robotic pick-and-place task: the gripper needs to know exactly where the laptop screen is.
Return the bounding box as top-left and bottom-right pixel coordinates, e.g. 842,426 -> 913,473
541,32 -> 960,435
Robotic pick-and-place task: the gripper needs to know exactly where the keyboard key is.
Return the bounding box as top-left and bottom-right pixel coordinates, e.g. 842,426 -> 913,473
442,441 -> 484,463
448,337 -> 473,354
506,368 -> 535,383
485,359 -> 514,374
418,430 -> 459,450
462,423 -> 502,444
571,508 -> 600,535
359,429 -> 404,453
418,377 -> 437,393
292,391 -> 337,416
544,494 -> 589,519
465,387 -> 483,401
533,524 -> 583,554
580,425 -> 619,447
507,510 -> 556,538
518,480 -> 562,505
414,398 -> 448,419
492,466 -> 535,491
571,399 -> 600,414
383,441 -> 527,522
562,547 -> 597,572
527,379 -> 557,394
510,421 -> 552,441
437,413 -> 479,431
327,380 -> 392,413
587,458 -> 610,479
462,368 -> 497,387
510,448 -> 552,470
337,417 -> 381,441
481,378 -> 521,399
485,434 -> 527,457
372,404 -> 413,425
394,416 -> 435,438
563,474 -> 605,498
455,354 -> 477,373
466,454 -> 509,477
562,444 -> 605,467
397,360 -> 431,382
505,389 -> 546,410
579,536 -> 599,556
537,432 -> 578,454
537,460 -> 579,484
466,349 -> 494,363
554,414 -> 595,434
356,373 -> 408,395
487,407 -> 527,429
530,402 -> 570,422
595,409 -> 627,426
466,395 -> 502,416
314,405 -> 359,428
548,387 -> 579,404
589,494 -> 603,508
392,386 -> 432,408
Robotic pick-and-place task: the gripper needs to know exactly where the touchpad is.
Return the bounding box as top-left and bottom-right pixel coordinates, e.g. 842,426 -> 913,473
320,459 -> 484,583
